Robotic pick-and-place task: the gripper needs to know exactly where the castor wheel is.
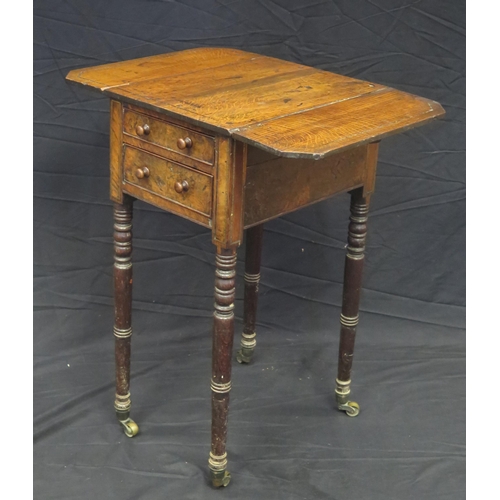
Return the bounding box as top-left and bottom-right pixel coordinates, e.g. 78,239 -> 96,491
338,401 -> 360,417
211,470 -> 231,488
119,418 -> 139,437
236,348 -> 252,364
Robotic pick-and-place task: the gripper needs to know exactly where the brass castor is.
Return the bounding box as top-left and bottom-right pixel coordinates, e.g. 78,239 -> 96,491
211,470 -> 231,488
338,401 -> 360,417
119,418 -> 139,437
236,348 -> 253,364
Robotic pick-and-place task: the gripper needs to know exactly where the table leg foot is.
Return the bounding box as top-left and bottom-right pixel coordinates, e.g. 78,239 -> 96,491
335,379 -> 360,417
337,401 -> 360,417
236,346 -> 253,364
116,413 -> 140,437
210,469 -> 231,488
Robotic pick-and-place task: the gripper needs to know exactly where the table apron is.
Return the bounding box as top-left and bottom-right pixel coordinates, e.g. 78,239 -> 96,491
243,144 -> 371,228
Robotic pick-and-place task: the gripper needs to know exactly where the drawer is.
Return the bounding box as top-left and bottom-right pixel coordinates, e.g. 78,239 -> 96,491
123,109 -> 215,165
123,146 -> 213,217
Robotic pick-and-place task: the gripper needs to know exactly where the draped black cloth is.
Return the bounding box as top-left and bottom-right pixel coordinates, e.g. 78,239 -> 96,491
34,2 -> 465,498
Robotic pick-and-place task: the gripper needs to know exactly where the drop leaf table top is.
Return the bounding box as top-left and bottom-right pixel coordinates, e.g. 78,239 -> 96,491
67,47 -> 444,159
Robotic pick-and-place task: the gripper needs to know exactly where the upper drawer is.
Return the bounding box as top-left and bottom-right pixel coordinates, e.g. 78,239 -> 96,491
123,109 -> 215,165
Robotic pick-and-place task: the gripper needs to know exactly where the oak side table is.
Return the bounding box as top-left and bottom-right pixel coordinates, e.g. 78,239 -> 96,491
66,47 -> 444,488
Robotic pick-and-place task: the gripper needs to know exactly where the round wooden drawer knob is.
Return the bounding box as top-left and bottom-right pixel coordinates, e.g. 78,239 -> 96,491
135,167 -> 150,179
174,180 -> 189,193
177,137 -> 193,149
135,124 -> 150,136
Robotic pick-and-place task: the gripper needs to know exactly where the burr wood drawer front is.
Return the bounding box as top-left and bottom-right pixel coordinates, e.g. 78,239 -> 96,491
123,146 -> 213,217
123,109 -> 215,165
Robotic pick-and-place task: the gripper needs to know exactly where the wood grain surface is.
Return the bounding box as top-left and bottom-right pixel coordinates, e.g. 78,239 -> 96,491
66,48 -> 255,90
67,48 -> 445,159
363,142 -> 380,198
120,69 -> 384,130
212,138 -> 246,248
109,100 -> 124,202
234,89 -> 443,158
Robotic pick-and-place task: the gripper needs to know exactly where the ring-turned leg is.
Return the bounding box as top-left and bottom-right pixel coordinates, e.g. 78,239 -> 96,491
237,224 -> 264,364
209,248 -> 237,487
336,188 -> 370,417
113,196 -> 139,437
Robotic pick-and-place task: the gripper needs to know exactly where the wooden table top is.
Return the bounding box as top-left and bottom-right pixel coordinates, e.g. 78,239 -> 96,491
66,47 -> 444,159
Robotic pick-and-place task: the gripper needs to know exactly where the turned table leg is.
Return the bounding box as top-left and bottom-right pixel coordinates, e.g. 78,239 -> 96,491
113,196 -> 139,437
208,248 -> 237,487
237,224 -> 264,364
335,188 -> 370,418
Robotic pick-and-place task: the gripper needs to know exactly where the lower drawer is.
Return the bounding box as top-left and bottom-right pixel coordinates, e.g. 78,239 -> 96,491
123,146 -> 213,217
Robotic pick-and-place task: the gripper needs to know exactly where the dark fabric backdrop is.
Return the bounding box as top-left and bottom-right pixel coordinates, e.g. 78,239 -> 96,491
34,1 -> 465,499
